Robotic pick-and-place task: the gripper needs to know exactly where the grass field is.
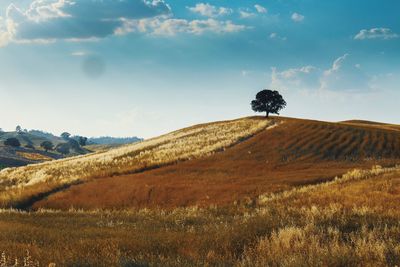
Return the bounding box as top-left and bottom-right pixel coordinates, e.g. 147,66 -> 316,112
0,117 -> 271,209
0,116 -> 400,266
0,165 -> 399,266
33,117 -> 400,210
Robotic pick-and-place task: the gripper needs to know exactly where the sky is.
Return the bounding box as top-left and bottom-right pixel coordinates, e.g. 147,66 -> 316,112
0,0 -> 399,138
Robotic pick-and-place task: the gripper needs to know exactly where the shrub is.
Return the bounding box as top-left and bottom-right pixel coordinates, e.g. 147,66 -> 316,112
4,138 -> 20,147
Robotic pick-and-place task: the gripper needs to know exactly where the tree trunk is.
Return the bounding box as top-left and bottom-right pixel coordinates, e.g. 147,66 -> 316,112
266,111 -> 269,118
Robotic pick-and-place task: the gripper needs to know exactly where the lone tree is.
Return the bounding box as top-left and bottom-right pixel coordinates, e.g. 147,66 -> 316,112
40,141 -> 54,152
251,89 -> 286,118
4,138 -> 21,147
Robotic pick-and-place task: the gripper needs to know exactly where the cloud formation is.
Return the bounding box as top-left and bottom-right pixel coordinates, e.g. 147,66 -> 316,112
0,0 -> 171,45
269,32 -> 287,41
271,65 -> 319,91
187,3 -> 232,17
254,4 -> 267,14
116,17 -> 247,36
354,28 -> 399,40
239,9 -> 256,19
271,54 -> 371,93
291,12 -> 304,22
0,0 -> 249,46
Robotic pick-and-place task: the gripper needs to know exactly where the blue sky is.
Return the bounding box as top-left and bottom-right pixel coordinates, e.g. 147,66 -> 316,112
0,0 -> 399,138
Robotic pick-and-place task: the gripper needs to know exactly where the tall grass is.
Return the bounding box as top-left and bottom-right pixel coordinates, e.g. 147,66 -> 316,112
0,117 -> 271,207
0,166 -> 399,266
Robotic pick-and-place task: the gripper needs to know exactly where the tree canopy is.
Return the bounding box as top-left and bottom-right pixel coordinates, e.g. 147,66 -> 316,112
4,138 -> 21,147
251,89 -> 286,118
40,141 -> 54,152
61,132 -> 71,140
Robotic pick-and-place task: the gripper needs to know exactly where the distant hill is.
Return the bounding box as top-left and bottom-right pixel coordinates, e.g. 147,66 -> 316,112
88,136 -> 143,145
0,129 -> 143,169
0,130 -> 83,168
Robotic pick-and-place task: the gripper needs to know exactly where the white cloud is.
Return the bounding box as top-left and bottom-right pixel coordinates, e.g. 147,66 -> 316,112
254,4 -> 267,14
354,28 -> 399,40
71,51 -> 87,56
0,0 -> 171,45
116,17 -> 247,36
269,32 -> 287,41
323,54 -> 348,76
270,54 -> 372,93
188,3 -> 232,17
0,0 -> 249,46
0,17 -> 12,47
271,65 -> 319,91
239,10 -> 256,19
291,12 -> 304,22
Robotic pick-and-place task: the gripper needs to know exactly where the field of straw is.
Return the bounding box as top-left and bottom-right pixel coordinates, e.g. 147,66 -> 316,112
0,117 -> 271,208
0,165 -> 399,266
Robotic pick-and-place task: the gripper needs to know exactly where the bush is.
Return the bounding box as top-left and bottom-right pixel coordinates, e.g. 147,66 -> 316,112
40,141 -> 54,152
4,138 -> 21,147
56,143 -> 70,155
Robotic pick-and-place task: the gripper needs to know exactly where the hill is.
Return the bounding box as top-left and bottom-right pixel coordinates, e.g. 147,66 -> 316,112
0,116 -> 399,210
0,117 -> 270,208
0,129 -> 142,169
0,130 -> 88,168
32,117 -> 400,210
0,131 -> 65,168
0,117 -> 400,266
88,136 -> 143,145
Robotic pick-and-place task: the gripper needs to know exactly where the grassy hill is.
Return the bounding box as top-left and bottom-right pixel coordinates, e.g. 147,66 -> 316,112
0,116 -> 400,265
33,116 -> 400,210
0,117 -> 271,208
0,116 -> 399,210
0,130 -> 84,168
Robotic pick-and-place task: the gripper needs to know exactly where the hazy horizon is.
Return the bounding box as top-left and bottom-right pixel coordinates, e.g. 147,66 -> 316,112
1,0 -> 399,138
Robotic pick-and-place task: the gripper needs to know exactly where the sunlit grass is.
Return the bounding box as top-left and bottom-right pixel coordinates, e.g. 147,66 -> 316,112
0,165 -> 399,266
0,117 -> 271,207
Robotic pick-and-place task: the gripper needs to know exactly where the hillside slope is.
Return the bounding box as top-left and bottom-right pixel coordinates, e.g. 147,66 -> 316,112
0,117 -> 271,208
34,117 -> 400,210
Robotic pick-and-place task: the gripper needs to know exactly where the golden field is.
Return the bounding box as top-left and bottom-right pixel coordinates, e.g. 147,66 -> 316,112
0,116 -> 399,266
0,165 -> 399,266
0,117 -> 271,208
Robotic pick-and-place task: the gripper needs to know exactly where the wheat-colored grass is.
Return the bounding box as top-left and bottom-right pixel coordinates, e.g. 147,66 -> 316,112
16,152 -> 53,162
1,166 -> 400,266
0,117 -> 271,190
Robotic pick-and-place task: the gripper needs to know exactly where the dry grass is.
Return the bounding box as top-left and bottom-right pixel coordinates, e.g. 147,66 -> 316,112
31,117 -> 400,210
1,117 -> 400,265
0,117 -> 270,207
0,117 -> 269,187
16,152 -> 53,162
0,166 -> 400,266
